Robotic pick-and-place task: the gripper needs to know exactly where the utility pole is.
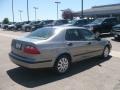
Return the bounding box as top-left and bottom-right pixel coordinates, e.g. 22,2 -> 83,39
12,0 -> 15,23
54,1 -> 61,20
18,10 -> 23,22
33,7 -> 39,21
81,0 -> 84,18
27,0 -> 29,21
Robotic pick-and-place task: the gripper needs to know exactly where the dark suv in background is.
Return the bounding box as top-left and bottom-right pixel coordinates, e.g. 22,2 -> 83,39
84,17 -> 118,36
64,19 -> 93,27
112,24 -> 120,40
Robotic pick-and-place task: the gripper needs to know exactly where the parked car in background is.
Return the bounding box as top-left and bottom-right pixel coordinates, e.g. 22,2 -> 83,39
9,26 -> 111,74
112,24 -> 120,40
22,21 -> 31,31
84,17 -> 118,36
8,23 -> 16,30
64,19 -> 91,27
14,22 -> 25,31
1,24 -> 9,29
32,20 -> 54,30
47,20 -> 68,26
21,21 -> 41,31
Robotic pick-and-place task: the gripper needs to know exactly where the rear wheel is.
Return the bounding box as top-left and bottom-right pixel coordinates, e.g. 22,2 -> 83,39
114,36 -> 119,40
54,55 -> 71,74
25,27 -> 30,32
114,37 -> 118,40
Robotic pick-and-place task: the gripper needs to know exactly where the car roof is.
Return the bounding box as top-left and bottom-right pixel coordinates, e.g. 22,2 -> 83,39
97,17 -> 117,20
46,26 -> 86,30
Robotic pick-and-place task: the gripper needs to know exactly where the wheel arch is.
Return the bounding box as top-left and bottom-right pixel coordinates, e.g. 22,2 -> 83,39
54,52 -> 72,66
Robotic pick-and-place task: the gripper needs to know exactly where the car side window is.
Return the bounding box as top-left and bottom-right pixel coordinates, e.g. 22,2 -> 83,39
65,29 -> 84,41
80,29 -> 95,40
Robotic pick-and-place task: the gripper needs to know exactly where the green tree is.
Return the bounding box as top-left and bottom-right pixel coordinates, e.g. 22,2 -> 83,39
2,18 -> 9,24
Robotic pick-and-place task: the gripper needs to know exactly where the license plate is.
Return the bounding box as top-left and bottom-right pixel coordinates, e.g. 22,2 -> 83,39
15,43 -> 22,50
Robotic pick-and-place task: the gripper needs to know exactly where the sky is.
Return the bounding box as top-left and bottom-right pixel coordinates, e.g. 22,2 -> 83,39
0,0 -> 120,22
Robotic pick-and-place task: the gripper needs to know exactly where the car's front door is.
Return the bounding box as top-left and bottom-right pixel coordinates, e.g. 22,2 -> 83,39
65,29 -> 96,62
79,29 -> 103,59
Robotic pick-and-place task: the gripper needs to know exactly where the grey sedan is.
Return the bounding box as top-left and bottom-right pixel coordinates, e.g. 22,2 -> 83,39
9,26 -> 112,74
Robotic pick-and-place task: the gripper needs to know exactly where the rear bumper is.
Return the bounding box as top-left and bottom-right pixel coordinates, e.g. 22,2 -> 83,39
9,52 -> 53,69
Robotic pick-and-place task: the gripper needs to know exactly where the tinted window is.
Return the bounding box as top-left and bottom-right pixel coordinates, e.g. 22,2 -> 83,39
54,20 -> 68,25
103,18 -> 117,25
65,29 -> 84,41
80,29 -> 95,40
74,20 -> 87,26
27,28 -> 55,40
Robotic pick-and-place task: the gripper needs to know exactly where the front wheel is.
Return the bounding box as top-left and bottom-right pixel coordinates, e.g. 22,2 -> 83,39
54,55 -> 71,74
95,31 -> 101,37
102,46 -> 110,58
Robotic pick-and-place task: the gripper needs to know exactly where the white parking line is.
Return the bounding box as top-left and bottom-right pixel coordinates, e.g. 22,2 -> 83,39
0,33 -> 18,38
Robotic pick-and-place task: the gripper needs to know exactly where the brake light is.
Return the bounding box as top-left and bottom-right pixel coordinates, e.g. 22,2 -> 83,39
23,46 -> 40,54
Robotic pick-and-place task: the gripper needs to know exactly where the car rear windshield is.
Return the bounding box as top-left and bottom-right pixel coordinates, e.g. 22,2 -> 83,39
27,28 -> 55,40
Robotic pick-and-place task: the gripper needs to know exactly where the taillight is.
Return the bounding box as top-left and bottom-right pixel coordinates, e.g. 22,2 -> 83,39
23,45 -> 40,54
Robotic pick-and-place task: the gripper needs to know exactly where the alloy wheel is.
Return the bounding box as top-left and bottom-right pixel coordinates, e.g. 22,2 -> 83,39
103,47 -> 110,58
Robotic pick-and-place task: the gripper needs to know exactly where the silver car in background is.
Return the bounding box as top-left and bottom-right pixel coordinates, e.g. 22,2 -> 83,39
9,26 -> 112,74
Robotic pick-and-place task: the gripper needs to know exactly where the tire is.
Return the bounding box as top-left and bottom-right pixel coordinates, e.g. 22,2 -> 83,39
114,37 -> 118,40
110,30 -> 113,35
25,27 -> 30,32
114,36 -> 120,40
54,55 -> 71,74
95,31 -> 100,37
102,46 -> 110,58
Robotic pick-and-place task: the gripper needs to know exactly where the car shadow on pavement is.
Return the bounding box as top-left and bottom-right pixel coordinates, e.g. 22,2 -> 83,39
7,56 -> 112,88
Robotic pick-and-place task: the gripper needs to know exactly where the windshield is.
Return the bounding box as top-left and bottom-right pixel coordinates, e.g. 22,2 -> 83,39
27,28 -> 55,40
91,18 -> 105,24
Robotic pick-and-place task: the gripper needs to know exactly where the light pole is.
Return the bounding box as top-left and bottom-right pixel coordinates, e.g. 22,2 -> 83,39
12,0 -> 14,23
81,0 -> 84,18
27,0 -> 29,21
18,10 -> 23,22
54,1 -> 61,19
33,7 -> 39,21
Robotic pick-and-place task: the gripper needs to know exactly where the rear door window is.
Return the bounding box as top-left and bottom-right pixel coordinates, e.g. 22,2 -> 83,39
65,29 -> 84,41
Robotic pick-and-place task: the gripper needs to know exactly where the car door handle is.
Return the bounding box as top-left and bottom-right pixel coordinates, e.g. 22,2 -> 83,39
87,42 -> 92,45
67,43 -> 73,46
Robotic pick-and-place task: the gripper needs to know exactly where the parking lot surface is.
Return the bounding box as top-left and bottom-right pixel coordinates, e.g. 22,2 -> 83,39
0,29 -> 120,90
